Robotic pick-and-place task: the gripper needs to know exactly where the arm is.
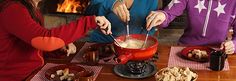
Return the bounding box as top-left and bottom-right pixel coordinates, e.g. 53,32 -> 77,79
97,0 -> 116,16
148,0 -> 158,13
146,0 -> 188,29
1,3 -> 97,51
220,18 -> 236,54
160,0 -> 188,27
98,0 -> 133,22
231,19 -> 236,53
84,0 -> 106,15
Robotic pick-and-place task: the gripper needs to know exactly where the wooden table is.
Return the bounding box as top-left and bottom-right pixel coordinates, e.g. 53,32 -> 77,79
27,42 -> 236,81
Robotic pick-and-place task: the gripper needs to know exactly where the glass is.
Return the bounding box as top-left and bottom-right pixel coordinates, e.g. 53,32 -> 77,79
209,50 -> 227,71
83,46 -> 99,66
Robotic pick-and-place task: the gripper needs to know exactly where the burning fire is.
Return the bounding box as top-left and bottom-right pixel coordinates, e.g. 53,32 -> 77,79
57,0 -> 81,13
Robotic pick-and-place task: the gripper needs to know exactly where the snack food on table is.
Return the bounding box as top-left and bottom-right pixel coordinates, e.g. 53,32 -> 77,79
188,49 -> 208,59
155,67 -> 198,81
50,68 -> 75,81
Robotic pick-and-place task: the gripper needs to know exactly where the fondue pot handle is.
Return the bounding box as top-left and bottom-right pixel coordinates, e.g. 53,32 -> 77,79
116,53 -> 133,64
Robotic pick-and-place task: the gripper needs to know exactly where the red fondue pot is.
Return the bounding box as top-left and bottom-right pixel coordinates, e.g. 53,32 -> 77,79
113,34 -> 158,64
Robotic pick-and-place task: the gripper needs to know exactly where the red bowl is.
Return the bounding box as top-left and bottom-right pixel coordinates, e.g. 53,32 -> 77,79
180,46 -> 214,62
113,34 -> 158,64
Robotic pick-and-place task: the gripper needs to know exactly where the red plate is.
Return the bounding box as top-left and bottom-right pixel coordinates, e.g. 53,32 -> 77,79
45,65 -> 85,81
180,46 -> 214,62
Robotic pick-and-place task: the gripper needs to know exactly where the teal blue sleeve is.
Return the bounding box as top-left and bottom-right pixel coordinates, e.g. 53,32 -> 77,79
148,0 -> 158,33
148,0 -> 158,12
84,0 -> 116,16
90,0 -> 105,5
97,0 -> 116,16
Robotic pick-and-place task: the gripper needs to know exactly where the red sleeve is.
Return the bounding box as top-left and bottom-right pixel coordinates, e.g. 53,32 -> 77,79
0,3 -> 97,51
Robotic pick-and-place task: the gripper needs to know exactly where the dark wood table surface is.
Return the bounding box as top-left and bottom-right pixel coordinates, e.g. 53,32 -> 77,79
26,42 -> 236,81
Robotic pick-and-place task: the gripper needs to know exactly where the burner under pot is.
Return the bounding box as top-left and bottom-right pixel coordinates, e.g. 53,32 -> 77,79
126,61 -> 146,74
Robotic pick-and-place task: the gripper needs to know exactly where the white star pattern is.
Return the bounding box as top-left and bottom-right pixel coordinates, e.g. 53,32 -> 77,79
232,15 -> 235,19
194,0 -> 207,13
168,0 -> 180,9
214,2 -> 226,17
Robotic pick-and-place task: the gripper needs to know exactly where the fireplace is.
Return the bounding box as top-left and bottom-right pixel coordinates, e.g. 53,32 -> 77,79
38,0 -> 90,28
39,0 -> 90,15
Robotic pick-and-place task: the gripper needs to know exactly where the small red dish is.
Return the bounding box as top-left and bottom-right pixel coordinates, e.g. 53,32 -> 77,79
180,46 -> 214,62
45,65 -> 85,81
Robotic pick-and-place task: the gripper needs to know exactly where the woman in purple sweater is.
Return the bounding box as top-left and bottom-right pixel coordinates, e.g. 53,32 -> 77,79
146,0 -> 236,54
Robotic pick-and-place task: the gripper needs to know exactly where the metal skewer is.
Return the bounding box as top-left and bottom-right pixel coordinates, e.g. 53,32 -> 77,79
142,31 -> 149,48
126,22 -> 130,37
125,21 -> 130,41
118,0 -> 130,40
110,35 -> 121,47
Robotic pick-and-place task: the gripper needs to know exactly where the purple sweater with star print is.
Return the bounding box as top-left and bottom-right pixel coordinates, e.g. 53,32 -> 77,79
160,0 -> 236,47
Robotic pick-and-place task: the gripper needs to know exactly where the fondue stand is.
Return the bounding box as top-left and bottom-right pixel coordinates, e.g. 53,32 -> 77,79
112,34 -> 158,79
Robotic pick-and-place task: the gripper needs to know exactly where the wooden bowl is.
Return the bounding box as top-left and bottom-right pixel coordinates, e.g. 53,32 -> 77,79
155,67 -> 198,81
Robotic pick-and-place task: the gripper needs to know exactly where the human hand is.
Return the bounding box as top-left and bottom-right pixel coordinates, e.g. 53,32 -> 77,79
220,41 -> 235,54
146,11 -> 166,31
112,0 -> 130,22
61,43 -> 77,56
95,16 -> 112,35
33,0 -> 42,7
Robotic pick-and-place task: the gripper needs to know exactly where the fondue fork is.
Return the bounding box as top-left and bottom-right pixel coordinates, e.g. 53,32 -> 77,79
142,31 -> 150,48
110,35 -> 122,47
126,21 -> 130,37
118,0 -> 130,40
141,27 -> 159,48
125,21 -> 130,42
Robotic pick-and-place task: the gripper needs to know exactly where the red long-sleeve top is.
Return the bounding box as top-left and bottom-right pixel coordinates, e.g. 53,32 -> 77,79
0,1 -> 97,80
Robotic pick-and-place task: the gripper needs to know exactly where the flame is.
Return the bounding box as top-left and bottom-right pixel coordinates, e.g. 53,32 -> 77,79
57,0 -> 81,13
